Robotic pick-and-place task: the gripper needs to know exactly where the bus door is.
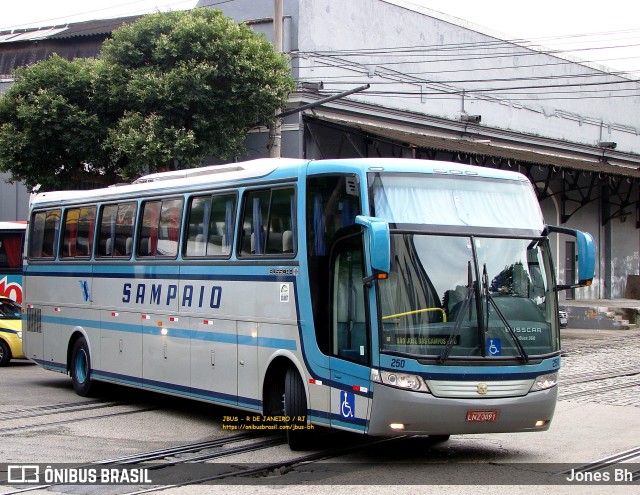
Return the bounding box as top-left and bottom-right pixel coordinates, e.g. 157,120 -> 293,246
329,232 -> 372,432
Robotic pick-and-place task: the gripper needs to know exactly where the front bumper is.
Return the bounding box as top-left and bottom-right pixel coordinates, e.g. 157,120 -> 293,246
367,383 -> 557,436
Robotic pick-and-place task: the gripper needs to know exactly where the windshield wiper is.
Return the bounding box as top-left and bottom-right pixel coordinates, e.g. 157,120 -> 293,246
438,284 -> 475,364
482,264 -> 529,363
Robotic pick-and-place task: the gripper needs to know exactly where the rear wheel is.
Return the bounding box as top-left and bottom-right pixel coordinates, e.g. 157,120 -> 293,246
70,338 -> 94,396
283,367 -> 312,451
0,340 -> 11,366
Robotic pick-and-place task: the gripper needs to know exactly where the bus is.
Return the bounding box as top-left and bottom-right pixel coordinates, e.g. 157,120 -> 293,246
23,158 -> 595,449
0,221 -> 26,304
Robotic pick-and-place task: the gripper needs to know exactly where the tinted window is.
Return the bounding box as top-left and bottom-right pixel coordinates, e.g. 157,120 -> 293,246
239,188 -> 296,257
29,210 -> 61,259
61,206 -> 96,259
185,193 -> 236,257
138,199 -> 183,258
97,203 -> 137,258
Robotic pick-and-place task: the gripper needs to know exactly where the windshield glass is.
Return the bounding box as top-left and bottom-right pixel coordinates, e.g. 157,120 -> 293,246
379,234 -> 558,360
0,298 -> 21,319
371,173 -> 544,233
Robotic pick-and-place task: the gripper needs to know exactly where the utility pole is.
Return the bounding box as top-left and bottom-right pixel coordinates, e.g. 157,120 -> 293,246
268,0 -> 284,158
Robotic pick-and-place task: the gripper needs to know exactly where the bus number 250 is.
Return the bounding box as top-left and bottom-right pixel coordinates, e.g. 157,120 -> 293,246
390,358 -> 405,368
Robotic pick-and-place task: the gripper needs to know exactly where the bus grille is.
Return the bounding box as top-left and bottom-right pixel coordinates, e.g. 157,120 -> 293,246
26,307 -> 42,333
426,379 -> 534,398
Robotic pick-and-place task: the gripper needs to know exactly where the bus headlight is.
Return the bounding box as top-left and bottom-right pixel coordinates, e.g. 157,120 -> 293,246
371,369 -> 428,392
17,331 -> 22,340
529,372 -> 558,392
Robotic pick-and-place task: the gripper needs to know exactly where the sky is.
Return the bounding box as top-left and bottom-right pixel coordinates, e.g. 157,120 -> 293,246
1,0 -> 638,74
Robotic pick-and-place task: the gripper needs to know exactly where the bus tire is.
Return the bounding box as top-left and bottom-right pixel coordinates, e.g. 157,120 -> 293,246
0,340 -> 11,366
284,367 -> 311,451
70,338 -> 94,397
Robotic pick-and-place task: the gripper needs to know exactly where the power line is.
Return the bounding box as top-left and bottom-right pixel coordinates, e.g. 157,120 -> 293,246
295,56 -> 640,81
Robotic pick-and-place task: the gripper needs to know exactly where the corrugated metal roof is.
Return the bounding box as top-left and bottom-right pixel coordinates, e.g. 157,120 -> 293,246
0,27 -> 69,43
0,15 -> 140,43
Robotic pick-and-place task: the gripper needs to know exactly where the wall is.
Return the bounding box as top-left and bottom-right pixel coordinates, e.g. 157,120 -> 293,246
294,0 -> 640,155
0,173 -> 30,221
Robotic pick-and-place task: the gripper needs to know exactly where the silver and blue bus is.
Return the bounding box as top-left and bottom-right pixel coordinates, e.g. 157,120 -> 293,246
23,158 -> 595,449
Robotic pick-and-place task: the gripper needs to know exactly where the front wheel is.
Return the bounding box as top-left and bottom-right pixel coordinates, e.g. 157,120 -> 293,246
0,340 -> 11,366
70,338 -> 94,396
283,367 -> 312,451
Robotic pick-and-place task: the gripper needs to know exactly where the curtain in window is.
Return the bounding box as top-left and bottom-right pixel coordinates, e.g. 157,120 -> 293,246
2,236 -> 21,268
313,194 -> 325,256
225,199 -> 234,254
253,197 -> 264,255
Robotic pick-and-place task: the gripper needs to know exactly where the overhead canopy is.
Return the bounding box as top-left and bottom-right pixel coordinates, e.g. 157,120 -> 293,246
307,110 -> 640,178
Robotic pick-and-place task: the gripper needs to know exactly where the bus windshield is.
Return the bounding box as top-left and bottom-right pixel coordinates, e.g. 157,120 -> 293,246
379,234 -> 558,360
370,173 -> 544,233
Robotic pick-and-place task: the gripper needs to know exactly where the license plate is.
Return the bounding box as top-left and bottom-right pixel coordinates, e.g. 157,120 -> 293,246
466,410 -> 499,422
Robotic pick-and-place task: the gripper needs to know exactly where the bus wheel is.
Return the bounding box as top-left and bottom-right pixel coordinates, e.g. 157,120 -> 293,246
70,338 -> 93,396
0,340 -> 11,366
284,367 -> 311,451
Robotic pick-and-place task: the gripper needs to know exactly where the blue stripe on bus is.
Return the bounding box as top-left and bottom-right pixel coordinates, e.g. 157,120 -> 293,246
93,369 -> 262,409
26,266 -> 298,282
43,360 -> 67,372
379,358 -> 558,381
417,370 -> 547,381
328,415 -> 368,430
42,316 -> 297,350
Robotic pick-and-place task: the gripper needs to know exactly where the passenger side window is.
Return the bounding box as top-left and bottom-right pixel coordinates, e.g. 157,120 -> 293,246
61,206 -> 96,259
239,187 -> 296,257
97,203 -> 136,258
138,198 -> 183,258
184,193 -> 236,257
29,210 -> 61,259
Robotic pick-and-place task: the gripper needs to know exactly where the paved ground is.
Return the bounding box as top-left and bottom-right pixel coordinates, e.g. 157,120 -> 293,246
560,327 -> 640,407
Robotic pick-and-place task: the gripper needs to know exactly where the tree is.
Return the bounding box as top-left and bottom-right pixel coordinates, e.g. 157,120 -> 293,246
0,9 -> 295,190
0,56 -> 106,190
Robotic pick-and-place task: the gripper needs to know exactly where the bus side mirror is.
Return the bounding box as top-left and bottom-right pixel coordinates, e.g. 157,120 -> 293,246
546,225 -> 596,290
355,215 -> 390,283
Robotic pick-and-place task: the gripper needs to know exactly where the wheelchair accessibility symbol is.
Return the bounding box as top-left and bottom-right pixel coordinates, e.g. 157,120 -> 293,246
486,338 -> 502,356
340,391 -> 355,419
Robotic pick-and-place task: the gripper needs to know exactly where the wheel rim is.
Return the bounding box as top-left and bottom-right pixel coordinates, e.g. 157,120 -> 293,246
75,349 -> 88,384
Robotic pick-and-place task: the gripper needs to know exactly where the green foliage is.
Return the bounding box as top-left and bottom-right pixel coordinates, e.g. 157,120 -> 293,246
0,56 -> 106,190
0,9 -> 295,189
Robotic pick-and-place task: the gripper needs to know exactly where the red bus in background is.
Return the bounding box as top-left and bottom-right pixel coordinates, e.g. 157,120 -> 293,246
0,221 -> 26,304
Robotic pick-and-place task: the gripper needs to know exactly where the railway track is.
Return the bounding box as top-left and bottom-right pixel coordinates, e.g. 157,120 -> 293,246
3,432 -> 390,495
0,399 -> 129,421
560,365 -> 640,386
558,445 -> 640,481
559,378 -> 640,400
0,403 -> 161,434
119,435 -> 404,495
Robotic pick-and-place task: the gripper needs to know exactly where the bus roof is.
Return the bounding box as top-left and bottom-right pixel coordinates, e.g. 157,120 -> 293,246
30,158 -> 531,208
0,221 -> 27,230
